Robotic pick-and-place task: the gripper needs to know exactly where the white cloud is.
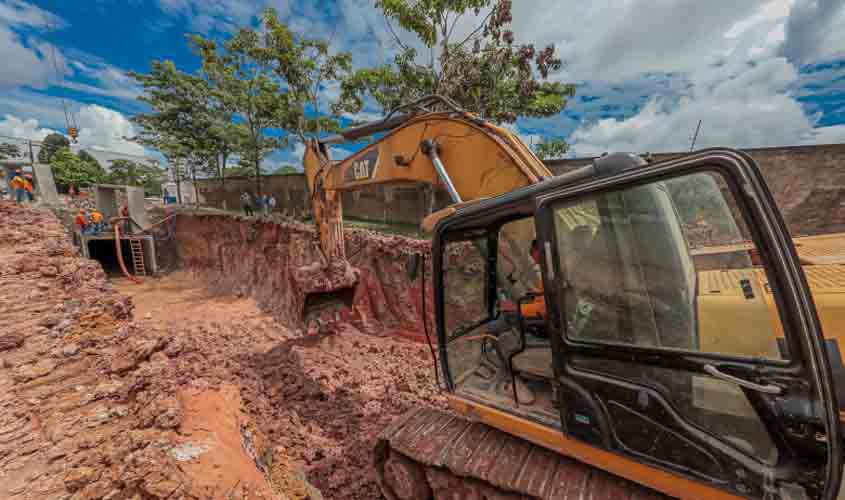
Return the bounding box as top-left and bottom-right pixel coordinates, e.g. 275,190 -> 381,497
0,0 -> 69,89
74,105 -> 146,157
569,57 -> 845,155
0,103 -> 151,167
0,114 -> 55,141
783,0 -> 845,65
62,63 -> 142,101
157,0 -> 288,33
0,2 -> 138,101
0,0 -> 63,28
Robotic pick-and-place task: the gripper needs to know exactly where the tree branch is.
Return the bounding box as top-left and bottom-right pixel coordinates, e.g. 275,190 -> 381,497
384,17 -> 410,53
454,9 -> 494,49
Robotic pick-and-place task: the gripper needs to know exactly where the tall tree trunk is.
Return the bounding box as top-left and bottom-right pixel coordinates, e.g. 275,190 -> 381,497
220,152 -> 228,187
254,149 -> 262,196
174,162 -> 183,204
191,163 -> 199,207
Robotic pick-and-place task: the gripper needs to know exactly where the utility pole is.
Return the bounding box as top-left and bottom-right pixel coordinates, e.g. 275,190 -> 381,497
27,140 -> 35,165
690,120 -> 702,152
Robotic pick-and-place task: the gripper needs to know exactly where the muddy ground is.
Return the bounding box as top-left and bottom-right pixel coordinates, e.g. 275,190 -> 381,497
0,201 -> 444,499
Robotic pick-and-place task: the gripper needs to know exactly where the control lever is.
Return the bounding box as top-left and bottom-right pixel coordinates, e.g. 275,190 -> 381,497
508,293 -> 537,406
703,364 -> 783,395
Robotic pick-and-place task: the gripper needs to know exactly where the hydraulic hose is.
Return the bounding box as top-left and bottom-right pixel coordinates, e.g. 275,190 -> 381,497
113,217 -> 142,284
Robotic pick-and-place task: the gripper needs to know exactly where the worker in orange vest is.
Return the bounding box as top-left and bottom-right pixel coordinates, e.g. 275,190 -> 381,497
75,209 -> 89,234
9,169 -> 27,204
22,174 -> 34,202
90,209 -> 105,234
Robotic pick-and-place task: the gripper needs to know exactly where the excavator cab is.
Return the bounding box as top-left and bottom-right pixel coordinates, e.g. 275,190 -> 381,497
432,150 -> 842,500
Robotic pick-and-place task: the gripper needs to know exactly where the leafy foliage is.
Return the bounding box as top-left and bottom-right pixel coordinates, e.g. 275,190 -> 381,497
533,137 -> 569,160
261,9 -> 358,139
49,148 -> 106,187
273,164 -> 300,175
338,0 -> 575,123
131,60 -> 236,188
38,133 -> 70,163
106,159 -> 165,195
189,23 -> 291,193
77,150 -> 102,170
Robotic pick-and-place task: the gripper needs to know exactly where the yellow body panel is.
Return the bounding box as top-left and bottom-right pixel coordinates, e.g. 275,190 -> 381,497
697,264 -> 845,363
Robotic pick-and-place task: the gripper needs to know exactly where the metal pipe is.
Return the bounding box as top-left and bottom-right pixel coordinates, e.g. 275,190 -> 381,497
421,139 -> 462,203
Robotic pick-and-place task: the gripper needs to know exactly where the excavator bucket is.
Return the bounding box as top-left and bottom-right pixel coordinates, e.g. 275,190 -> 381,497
297,141 -> 360,328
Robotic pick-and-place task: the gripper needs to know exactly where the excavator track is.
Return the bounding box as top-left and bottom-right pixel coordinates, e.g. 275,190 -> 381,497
375,407 -> 670,500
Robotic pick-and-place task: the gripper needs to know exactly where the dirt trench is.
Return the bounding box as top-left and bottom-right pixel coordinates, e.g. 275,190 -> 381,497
0,203 -> 445,500
174,214 -> 436,341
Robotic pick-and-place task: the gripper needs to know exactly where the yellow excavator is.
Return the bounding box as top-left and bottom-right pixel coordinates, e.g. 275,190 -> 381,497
303,96 -> 844,500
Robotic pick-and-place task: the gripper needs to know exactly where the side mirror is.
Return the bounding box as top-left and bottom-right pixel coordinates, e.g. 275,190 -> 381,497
406,252 -> 422,281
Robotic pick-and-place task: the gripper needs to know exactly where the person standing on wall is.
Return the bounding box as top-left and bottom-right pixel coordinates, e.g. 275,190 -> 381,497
9,169 -> 27,204
23,174 -> 34,202
256,193 -> 265,217
75,209 -> 89,234
90,209 -> 104,234
268,193 -> 276,216
240,191 -> 254,216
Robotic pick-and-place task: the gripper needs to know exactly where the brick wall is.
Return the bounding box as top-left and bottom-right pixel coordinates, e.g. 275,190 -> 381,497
194,174 -> 452,224
195,144 -> 845,235
546,144 -> 845,237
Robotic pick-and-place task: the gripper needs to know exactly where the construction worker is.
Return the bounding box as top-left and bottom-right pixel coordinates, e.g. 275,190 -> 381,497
22,174 -> 34,202
120,203 -> 131,234
240,191 -> 254,216
499,239 -> 545,317
90,209 -> 105,234
75,209 -> 89,235
9,169 -> 27,204
484,239 -> 546,403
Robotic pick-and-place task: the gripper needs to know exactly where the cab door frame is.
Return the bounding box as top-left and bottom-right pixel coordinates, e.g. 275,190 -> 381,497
533,149 -> 842,499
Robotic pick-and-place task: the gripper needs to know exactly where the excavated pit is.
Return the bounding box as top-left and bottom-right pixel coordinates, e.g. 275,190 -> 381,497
173,214 -> 436,341
0,203 -> 446,500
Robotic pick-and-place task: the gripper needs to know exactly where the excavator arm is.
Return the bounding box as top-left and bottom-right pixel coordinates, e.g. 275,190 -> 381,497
303,109 -> 552,264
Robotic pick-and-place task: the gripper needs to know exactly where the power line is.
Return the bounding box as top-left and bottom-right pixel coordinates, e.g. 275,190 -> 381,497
0,133 -> 158,163
689,119 -> 702,152
44,14 -> 78,135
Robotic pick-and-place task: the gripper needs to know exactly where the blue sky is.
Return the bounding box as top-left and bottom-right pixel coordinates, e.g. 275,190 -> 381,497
0,0 -> 843,169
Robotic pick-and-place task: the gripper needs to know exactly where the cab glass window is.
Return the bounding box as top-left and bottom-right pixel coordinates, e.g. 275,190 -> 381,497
553,171 -> 787,360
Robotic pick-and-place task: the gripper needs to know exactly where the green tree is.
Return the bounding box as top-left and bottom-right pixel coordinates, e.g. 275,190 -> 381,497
131,60 -> 239,188
191,22 -> 291,196
224,162 -> 256,178
533,137 -> 569,160
107,159 -> 165,195
261,9 -> 357,140
77,150 -> 103,169
0,143 -> 21,159
50,147 -> 106,187
38,133 -> 70,163
273,164 -> 300,175
338,0 -> 574,123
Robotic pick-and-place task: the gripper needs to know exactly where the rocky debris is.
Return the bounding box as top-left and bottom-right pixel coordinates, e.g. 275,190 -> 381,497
0,332 -> 24,351
0,202 -> 294,499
